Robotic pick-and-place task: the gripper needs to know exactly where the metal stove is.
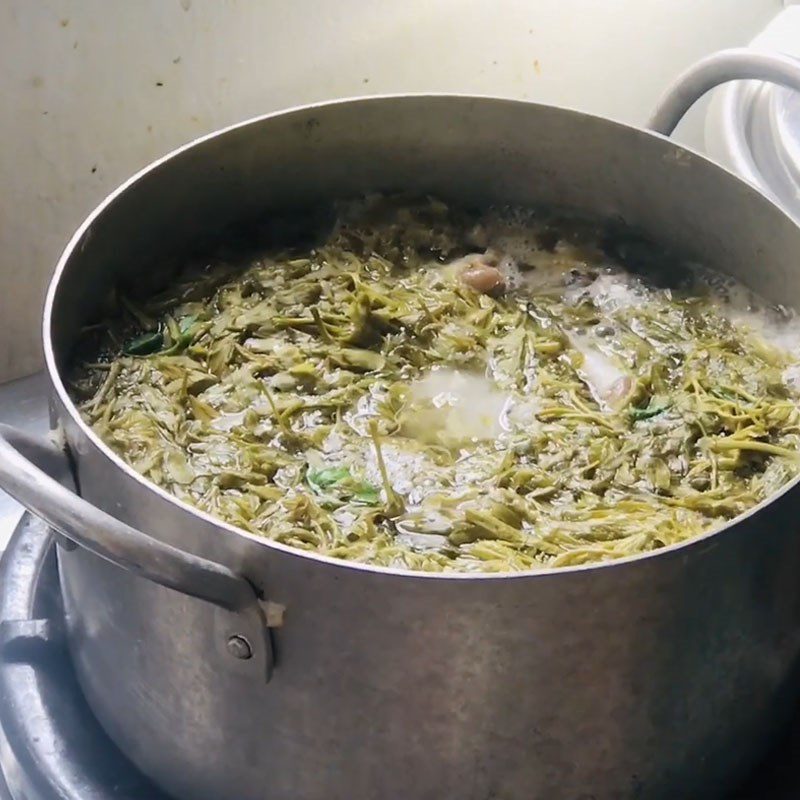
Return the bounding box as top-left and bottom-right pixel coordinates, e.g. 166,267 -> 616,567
0,514 -> 167,799
0,376 -> 799,799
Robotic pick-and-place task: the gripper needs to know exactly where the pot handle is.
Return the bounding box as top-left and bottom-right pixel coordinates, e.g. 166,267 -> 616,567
0,422 -> 274,679
0,423 -> 255,611
648,48 -> 800,136
0,424 -> 272,636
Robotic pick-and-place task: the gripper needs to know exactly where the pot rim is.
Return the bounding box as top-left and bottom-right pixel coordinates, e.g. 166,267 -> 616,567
42,92 -> 800,581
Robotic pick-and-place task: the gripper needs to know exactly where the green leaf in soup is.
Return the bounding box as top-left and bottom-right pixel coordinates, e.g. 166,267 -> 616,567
179,314 -> 198,335
123,330 -> 164,356
161,315 -> 200,355
306,466 -> 380,505
307,466 -> 352,491
351,483 -> 380,505
630,401 -> 671,421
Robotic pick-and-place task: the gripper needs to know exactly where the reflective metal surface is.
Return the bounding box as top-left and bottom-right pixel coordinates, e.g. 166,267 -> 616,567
2,514 -> 799,800
0,373 -> 57,798
4,57 -> 800,800
0,515 -> 165,800
0,423 -> 275,683
0,373 -> 49,550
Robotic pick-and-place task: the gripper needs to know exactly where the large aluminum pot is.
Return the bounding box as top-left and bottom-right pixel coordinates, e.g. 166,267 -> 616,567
3,50 -> 800,800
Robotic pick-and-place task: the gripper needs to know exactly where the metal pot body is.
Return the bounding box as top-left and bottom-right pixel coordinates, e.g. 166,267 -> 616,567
35,95 -> 800,799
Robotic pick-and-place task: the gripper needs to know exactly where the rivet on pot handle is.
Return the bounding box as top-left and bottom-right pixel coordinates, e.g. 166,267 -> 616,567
0,423 -> 274,681
648,48 -> 800,136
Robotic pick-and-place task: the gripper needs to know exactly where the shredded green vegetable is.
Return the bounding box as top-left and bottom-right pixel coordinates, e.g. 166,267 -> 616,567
69,195 -> 800,572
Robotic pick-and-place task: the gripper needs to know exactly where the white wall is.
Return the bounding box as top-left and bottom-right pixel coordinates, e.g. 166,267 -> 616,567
0,0 -> 782,380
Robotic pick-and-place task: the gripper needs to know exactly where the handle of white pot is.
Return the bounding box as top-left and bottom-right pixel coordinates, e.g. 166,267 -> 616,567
648,48 -> 800,136
0,423 -> 260,613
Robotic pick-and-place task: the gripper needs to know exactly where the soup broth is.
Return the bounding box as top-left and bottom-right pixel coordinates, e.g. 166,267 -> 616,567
70,196 -> 800,572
